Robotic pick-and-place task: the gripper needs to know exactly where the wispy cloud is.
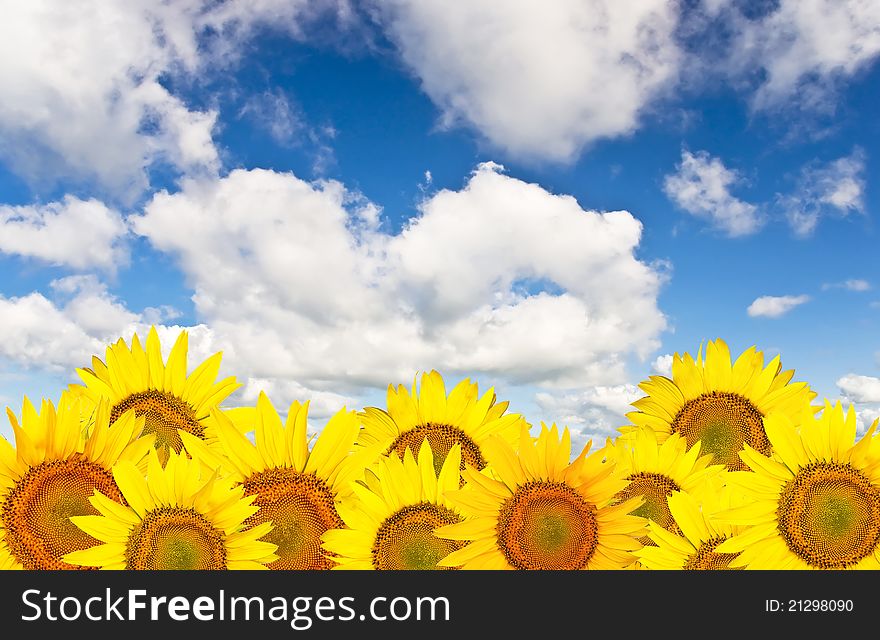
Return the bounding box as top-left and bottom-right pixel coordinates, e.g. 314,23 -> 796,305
821,279 -> 871,292
778,149 -> 866,237
238,88 -> 337,174
747,294 -> 810,318
663,149 -> 761,237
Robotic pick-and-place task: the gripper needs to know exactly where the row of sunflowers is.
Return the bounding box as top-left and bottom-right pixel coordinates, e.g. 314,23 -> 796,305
1,327 -> 876,571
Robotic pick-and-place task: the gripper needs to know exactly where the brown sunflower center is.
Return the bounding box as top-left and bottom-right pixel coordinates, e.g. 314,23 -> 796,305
777,462 -> 880,569
240,468 -> 343,570
683,536 -> 743,570
372,502 -> 464,570
125,506 -> 227,570
1,456 -> 123,570
386,423 -> 484,477
111,390 -> 204,464
497,481 -> 598,570
615,472 -> 682,545
670,391 -> 768,471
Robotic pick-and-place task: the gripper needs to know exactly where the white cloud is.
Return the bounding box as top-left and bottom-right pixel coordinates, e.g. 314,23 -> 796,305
132,163 -> 667,403
371,0 -> 680,162
821,279 -> 871,292
0,1 -> 220,199
728,0 -> 880,113
240,378 -> 358,420
651,354 -> 673,377
0,196 -> 127,271
747,294 -> 811,318
0,275 -> 219,382
837,374 -> 880,403
534,384 -> 644,454
778,150 -> 867,237
0,1 -> 351,200
663,150 -> 761,237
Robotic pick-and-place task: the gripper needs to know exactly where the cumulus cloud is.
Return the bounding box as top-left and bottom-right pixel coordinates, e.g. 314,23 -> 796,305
0,196 -> 127,271
0,275 -> 221,384
726,0 -> 880,113
370,0 -> 680,162
663,150 -> 761,237
534,384 -> 644,454
747,294 -> 810,318
837,374 -> 880,404
0,0 -> 350,200
0,1 -> 219,199
777,149 -> 867,237
651,354 -> 673,378
132,163 -> 667,405
835,376 -> 880,435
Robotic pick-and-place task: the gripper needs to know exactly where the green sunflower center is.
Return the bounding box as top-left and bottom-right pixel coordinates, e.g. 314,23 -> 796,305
671,391 -> 768,471
497,481 -> 598,570
683,536 -> 743,570
777,462 -> 880,569
615,472 -> 682,545
1,456 -> 123,570
126,507 -> 227,570
111,390 -> 204,465
241,468 -> 343,570
387,423 -> 484,478
372,502 -> 464,570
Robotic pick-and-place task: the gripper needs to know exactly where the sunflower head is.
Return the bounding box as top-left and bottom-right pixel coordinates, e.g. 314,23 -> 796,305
715,402 -> 880,569
358,370 -> 526,482
63,448 -> 278,570
68,326 -> 242,465
1,393 -> 152,569
605,428 -> 723,546
321,440 -> 467,570
181,392 -> 376,570
636,487 -> 748,570
624,338 -> 815,471
436,423 -> 647,570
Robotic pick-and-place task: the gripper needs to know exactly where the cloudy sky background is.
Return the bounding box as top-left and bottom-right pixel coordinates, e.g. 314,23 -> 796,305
1,0 -> 879,452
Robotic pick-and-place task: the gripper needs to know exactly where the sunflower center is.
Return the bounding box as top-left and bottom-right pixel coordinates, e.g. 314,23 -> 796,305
1,456 -> 123,570
615,472 -> 682,545
670,391 -> 768,471
777,462 -> 880,569
111,390 -> 204,464
372,502 -> 464,570
240,468 -> 343,570
683,536 -> 743,570
126,507 -> 227,570
387,423 -> 484,477
497,481 -> 597,570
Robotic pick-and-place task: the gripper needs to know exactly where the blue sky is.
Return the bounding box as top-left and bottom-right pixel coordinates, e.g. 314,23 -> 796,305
1,1 -> 879,450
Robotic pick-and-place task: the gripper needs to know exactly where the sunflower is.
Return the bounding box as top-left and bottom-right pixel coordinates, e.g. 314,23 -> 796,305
321,441 -> 467,570
180,392 -> 376,570
712,402 -> 880,569
63,448 -> 277,569
358,370 -> 525,480
605,427 -> 723,546
0,394 -> 153,569
69,326 -> 245,465
635,488 -> 748,570
435,423 -> 647,570
624,338 -> 815,471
